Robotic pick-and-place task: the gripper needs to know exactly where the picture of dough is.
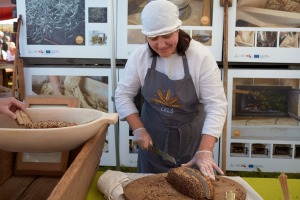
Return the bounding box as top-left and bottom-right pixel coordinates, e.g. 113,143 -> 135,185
26,0 -> 85,45
279,32 -> 299,48
128,0 -> 207,26
235,31 -> 255,47
236,0 -> 300,27
32,75 -> 108,112
192,30 -> 212,46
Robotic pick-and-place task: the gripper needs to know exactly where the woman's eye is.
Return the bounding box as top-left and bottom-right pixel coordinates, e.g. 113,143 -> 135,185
162,34 -> 172,39
148,37 -> 158,41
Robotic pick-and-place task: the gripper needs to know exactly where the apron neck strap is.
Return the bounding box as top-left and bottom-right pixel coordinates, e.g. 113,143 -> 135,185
182,53 -> 189,76
150,56 -> 157,69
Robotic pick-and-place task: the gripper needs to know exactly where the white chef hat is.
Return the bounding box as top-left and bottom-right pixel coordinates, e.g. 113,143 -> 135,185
141,0 -> 182,37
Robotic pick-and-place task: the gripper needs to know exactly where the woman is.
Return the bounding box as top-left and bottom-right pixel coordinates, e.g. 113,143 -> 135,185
6,42 -> 16,62
115,0 -> 227,180
0,39 -> 7,61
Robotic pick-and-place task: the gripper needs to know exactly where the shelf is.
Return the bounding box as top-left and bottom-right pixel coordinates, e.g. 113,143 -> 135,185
232,117 -> 299,126
231,136 -> 300,141
230,118 -> 300,141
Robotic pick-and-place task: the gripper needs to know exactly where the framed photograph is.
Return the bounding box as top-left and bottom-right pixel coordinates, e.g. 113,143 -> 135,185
23,67 -> 117,166
14,95 -> 78,176
226,69 -> 300,173
16,0 -> 114,59
116,0 -> 224,61
15,151 -> 69,176
228,0 -> 300,64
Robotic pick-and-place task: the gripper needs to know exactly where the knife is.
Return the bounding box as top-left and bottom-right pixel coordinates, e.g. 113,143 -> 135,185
149,144 -> 176,165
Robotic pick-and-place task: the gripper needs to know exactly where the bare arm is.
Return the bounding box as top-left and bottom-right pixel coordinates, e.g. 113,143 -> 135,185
49,76 -> 62,95
126,113 -> 144,130
197,134 -> 217,152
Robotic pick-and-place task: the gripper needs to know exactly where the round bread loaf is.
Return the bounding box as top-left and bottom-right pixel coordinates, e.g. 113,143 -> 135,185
166,167 -> 214,200
123,173 -> 247,200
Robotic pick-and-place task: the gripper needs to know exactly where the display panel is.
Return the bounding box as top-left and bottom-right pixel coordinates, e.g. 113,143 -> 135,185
118,68 -> 139,167
17,0 -> 113,59
226,69 -> 300,173
23,67 -> 116,166
116,0 -> 224,61
228,0 -> 300,63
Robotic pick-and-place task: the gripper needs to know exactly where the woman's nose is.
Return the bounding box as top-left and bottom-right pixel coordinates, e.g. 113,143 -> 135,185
157,37 -> 167,48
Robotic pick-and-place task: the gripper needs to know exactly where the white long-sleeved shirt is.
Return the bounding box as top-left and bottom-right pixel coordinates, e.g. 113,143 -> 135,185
6,50 -> 15,61
115,40 -> 227,139
0,50 -> 7,60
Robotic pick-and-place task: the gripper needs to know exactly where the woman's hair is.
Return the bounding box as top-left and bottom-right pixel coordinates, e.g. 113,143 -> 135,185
8,42 -> 16,51
148,29 -> 191,57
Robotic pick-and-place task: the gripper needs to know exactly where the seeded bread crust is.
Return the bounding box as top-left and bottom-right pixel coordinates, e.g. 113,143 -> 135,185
15,110 -> 33,126
166,167 -> 214,200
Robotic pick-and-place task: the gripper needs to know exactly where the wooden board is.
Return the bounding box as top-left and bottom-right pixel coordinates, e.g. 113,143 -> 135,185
0,150 -> 14,185
11,16 -> 25,101
0,176 -> 36,200
47,124 -> 108,200
17,177 -> 60,200
24,95 -> 79,108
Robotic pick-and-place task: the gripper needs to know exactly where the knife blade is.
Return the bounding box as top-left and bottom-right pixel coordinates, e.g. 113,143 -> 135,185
149,144 -> 176,165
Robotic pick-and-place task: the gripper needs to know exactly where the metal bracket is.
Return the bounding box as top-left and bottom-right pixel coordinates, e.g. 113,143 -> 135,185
220,0 -> 233,7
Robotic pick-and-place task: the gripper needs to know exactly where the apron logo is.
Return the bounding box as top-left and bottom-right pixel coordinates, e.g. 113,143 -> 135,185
151,89 -> 181,113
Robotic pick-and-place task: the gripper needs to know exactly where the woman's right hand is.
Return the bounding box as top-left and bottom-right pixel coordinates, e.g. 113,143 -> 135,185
132,128 -> 153,150
0,97 -> 26,119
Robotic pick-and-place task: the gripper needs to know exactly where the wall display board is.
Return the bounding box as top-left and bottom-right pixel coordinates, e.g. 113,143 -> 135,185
17,0 -> 114,58
228,0 -> 300,63
23,67 -> 116,166
118,68 -> 222,167
116,0 -> 224,61
117,69 -> 138,167
227,69 -> 300,173
119,119 -> 138,167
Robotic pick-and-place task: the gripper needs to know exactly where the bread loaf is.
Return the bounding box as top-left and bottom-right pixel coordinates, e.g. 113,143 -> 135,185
166,167 -> 214,200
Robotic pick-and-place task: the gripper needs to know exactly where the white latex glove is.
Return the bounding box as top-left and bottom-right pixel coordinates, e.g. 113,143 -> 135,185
181,150 -> 224,180
132,128 -> 152,150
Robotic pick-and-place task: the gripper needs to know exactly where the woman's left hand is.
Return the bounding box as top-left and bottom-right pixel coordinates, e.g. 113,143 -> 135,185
181,150 -> 224,180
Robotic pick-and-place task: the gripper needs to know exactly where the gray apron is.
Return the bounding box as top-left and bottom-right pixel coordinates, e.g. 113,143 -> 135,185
138,53 -> 205,173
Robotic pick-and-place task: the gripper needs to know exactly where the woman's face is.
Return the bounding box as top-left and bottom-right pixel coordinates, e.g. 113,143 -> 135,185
146,30 -> 179,57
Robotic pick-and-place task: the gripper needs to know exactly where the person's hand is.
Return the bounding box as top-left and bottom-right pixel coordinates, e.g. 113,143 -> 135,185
132,128 -> 152,150
0,97 -> 26,119
181,150 -> 224,180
